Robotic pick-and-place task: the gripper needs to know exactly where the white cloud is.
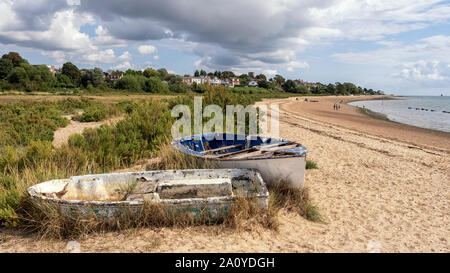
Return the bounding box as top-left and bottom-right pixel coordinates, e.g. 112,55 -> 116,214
263,70 -> 277,77
80,49 -> 131,64
1,0 -> 450,78
396,60 -> 448,81
110,61 -> 132,71
138,45 -> 157,54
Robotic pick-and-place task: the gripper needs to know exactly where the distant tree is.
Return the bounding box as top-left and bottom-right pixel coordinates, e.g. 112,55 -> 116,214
124,69 -> 143,76
222,71 -> 235,78
7,66 -> 28,84
239,74 -> 250,85
82,67 -> 104,87
61,62 -> 81,86
143,67 -> 160,78
200,69 -> 207,76
274,75 -> 285,86
165,74 -> 182,84
326,83 -> 336,95
184,74 -> 190,77
157,68 -> 169,80
115,75 -> 140,92
55,74 -> 74,88
2,52 -> 27,67
296,85 -> 309,94
144,76 -> 169,93
257,80 -> 269,89
194,70 -> 200,77
0,58 -> 13,79
282,80 -> 297,93
31,65 -> 54,89
214,71 -> 222,78
255,74 -> 266,81
343,82 -> 357,94
168,82 -> 188,93
335,82 -> 346,95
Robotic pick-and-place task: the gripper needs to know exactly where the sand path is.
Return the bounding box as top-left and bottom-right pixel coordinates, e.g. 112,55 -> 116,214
1,96 -> 449,252
52,115 -> 124,147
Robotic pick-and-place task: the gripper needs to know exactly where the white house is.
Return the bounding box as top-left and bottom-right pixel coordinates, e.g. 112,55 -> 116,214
248,80 -> 258,87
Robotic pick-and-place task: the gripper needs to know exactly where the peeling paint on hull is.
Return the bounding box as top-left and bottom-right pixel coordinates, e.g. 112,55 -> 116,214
27,169 -> 269,221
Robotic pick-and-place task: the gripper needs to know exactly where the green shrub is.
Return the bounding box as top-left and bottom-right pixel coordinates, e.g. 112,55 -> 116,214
144,77 -> 169,93
306,160 -> 318,169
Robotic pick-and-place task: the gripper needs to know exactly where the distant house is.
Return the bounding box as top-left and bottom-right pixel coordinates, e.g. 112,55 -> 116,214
209,76 -> 222,85
230,77 -> 240,87
183,76 -> 209,86
182,77 -> 193,85
248,80 -> 258,87
47,65 -> 55,76
305,82 -> 317,88
183,76 -> 239,87
293,79 -> 305,86
104,72 -> 123,80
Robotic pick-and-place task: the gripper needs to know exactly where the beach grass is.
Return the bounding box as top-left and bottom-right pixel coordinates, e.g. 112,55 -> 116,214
306,160 -> 318,169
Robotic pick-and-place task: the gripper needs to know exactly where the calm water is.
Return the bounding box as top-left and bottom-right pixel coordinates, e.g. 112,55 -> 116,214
349,96 -> 450,133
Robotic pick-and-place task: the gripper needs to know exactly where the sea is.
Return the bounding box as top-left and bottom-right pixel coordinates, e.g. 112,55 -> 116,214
348,96 -> 450,133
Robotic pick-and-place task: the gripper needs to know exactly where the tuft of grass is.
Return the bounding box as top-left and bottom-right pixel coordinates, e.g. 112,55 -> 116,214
222,197 -> 280,231
306,159 -> 318,169
268,182 -> 323,223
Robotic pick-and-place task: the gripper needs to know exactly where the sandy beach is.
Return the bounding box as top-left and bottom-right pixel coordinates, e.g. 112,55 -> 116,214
1,95 -> 449,253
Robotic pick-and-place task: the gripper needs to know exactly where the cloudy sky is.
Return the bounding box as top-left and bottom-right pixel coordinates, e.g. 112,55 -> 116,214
1,0 -> 450,95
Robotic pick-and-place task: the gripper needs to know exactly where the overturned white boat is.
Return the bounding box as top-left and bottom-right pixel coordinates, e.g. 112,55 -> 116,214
27,169 -> 269,220
172,133 -> 309,189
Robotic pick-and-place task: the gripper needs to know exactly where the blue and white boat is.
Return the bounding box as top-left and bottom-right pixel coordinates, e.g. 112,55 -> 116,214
172,133 -> 309,189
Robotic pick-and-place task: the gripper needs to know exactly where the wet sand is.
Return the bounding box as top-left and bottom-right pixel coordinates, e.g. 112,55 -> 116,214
1,95 -> 449,253
279,95 -> 450,152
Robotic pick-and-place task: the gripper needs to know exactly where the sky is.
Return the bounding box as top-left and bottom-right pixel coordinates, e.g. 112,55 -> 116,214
1,0 -> 450,95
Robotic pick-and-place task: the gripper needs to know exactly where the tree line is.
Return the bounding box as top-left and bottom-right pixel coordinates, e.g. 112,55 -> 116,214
0,51 -> 384,95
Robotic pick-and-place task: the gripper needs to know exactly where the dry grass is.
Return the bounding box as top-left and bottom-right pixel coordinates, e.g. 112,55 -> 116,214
16,195 -> 278,239
222,197 -> 280,231
147,143 -> 218,170
12,143 -> 321,239
269,182 -> 323,223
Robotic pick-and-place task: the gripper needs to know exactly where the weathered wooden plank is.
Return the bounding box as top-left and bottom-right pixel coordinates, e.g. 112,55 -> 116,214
214,141 -> 296,159
200,144 -> 243,154
259,144 -> 299,152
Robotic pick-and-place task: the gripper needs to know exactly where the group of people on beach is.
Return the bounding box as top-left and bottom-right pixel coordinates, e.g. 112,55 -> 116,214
333,103 -> 341,110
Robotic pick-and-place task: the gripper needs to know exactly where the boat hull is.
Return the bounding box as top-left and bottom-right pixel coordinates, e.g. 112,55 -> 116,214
215,156 -> 306,189
27,169 -> 269,221
172,133 -> 308,189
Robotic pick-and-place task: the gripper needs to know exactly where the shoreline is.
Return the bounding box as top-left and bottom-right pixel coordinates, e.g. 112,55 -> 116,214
346,96 -> 450,135
272,95 -> 450,153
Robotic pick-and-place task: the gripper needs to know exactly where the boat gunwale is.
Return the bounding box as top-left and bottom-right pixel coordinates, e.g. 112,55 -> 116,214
172,133 -> 308,161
